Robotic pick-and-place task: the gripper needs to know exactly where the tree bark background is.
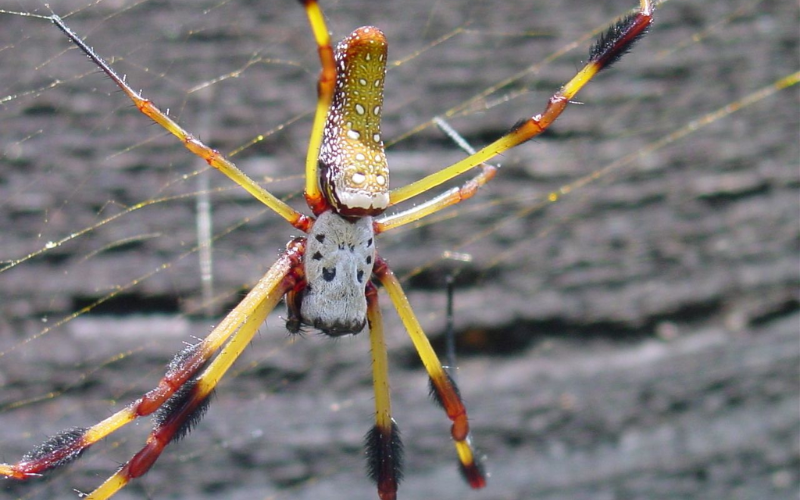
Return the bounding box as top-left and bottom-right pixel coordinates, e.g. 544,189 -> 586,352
0,1 -> 796,499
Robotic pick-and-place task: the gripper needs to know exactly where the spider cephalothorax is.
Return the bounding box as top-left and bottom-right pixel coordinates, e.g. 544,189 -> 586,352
292,211 -> 376,336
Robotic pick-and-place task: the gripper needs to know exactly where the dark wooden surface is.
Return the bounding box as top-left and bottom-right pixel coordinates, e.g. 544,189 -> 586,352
0,1 -> 797,499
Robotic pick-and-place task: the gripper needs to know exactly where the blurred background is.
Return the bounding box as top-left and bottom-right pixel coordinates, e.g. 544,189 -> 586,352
0,0 -> 797,499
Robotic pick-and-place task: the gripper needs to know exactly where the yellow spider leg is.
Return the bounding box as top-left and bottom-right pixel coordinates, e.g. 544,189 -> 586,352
0,240 -> 305,497
373,257 -> 486,489
375,161 -> 496,233
387,0 -> 654,209
365,284 -> 401,500
84,239 -> 303,500
376,117 -> 498,233
301,0 -> 337,215
50,15 -> 313,233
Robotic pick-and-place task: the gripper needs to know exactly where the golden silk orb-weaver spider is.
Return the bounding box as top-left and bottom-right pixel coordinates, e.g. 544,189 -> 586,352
0,1 -> 655,499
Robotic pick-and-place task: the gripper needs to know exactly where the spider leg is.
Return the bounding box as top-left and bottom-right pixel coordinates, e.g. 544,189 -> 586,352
375,160 -> 496,234
375,117 -> 497,233
301,0 -> 337,215
364,283 -> 403,500
372,257 -> 486,489
0,239 -> 305,499
385,0 -> 654,213
376,117 -> 497,233
49,15 -> 313,233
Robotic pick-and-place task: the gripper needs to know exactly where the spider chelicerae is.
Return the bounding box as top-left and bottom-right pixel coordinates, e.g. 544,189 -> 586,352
0,1 -> 655,499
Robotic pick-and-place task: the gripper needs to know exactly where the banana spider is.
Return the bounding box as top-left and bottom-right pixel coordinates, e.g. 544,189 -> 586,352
0,1 -> 655,498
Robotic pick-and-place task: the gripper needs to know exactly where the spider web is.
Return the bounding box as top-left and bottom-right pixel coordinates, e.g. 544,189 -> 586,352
0,0 -> 797,499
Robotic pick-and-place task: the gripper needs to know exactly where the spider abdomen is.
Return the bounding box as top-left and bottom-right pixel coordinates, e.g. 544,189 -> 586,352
300,210 -> 376,336
318,26 -> 389,217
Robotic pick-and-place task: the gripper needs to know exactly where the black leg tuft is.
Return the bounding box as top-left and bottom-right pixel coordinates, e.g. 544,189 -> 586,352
22,427 -> 88,472
589,12 -> 651,70
153,381 -> 213,443
364,421 -> 404,486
